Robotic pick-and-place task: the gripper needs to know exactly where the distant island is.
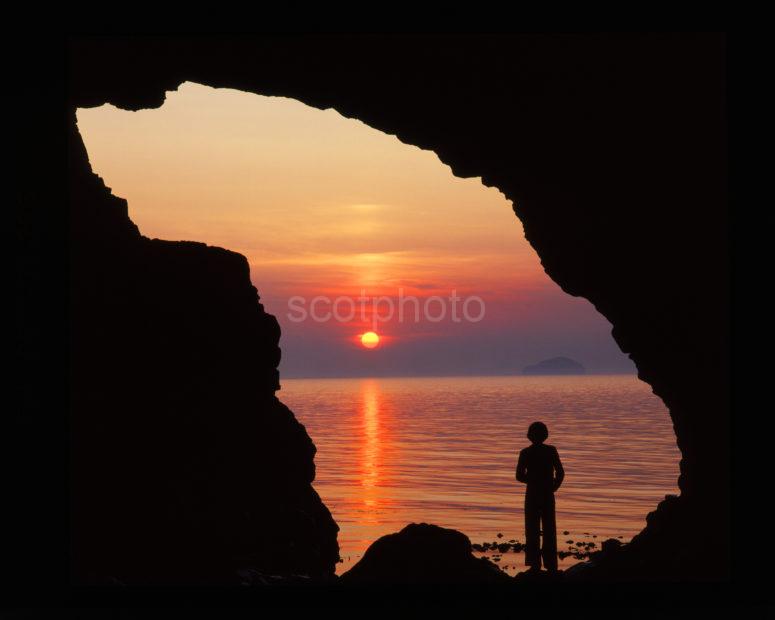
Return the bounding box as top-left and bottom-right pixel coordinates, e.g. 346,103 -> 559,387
522,356 -> 586,375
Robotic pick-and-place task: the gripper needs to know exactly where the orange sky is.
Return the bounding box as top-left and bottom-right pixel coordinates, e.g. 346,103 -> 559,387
76,82 -> 633,377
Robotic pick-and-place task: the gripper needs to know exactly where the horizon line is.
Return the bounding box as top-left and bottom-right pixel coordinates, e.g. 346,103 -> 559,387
279,371 -> 639,381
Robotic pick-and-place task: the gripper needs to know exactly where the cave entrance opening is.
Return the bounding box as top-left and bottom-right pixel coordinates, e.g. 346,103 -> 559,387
76,81 -> 680,576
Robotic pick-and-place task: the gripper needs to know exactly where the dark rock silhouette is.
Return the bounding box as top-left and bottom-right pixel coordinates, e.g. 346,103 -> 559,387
10,35 -> 728,585
563,495 -> 702,582
68,111 -> 339,584
340,523 -> 510,584
513,568 -> 565,584
522,357 -> 586,376
563,537 -> 626,581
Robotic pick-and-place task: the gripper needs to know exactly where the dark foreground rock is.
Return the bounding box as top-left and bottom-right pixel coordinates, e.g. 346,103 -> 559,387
340,524 -> 511,584
562,494 -> 705,582
514,568 -> 566,584
68,112 -> 339,584
10,36 -> 728,585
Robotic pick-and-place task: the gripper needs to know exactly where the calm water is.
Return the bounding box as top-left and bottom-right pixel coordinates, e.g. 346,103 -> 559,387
280,375 -> 680,575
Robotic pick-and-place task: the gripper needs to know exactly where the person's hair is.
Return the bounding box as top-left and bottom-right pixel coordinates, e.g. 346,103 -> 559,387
527,421 -> 549,444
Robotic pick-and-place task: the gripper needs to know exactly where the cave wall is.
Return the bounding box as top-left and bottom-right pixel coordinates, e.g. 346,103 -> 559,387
67,109 -> 339,584
65,34 -> 728,580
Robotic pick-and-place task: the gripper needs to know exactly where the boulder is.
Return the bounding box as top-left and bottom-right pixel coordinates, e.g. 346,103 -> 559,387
340,523 -> 510,584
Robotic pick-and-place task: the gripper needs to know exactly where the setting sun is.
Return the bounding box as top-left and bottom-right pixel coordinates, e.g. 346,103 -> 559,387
361,331 -> 380,349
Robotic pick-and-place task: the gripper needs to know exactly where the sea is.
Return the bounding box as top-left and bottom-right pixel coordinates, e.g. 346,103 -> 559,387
280,374 -> 680,576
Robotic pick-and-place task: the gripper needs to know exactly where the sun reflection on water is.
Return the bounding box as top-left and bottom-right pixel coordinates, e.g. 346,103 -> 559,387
359,380 -> 381,518
284,376 -> 680,575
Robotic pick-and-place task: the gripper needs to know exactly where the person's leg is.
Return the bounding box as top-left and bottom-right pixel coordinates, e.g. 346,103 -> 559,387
524,494 -> 541,569
541,494 -> 558,571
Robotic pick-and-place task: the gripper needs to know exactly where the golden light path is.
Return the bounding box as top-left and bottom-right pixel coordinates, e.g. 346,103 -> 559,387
359,380 -> 380,515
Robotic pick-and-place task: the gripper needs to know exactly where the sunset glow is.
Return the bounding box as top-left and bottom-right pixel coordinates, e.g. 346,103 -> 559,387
74,77 -> 675,580
76,82 -> 635,377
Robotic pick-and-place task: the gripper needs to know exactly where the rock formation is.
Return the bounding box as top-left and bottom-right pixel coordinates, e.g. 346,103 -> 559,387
522,357 -> 586,375
12,35 -> 727,584
68,110 -> 339,584
340,523 -> 510,584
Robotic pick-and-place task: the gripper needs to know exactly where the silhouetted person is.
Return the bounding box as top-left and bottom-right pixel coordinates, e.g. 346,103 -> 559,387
516,421 -> 564,572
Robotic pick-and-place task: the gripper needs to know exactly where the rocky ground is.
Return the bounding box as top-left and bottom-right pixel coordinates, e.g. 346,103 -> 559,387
470,530 -> 627,575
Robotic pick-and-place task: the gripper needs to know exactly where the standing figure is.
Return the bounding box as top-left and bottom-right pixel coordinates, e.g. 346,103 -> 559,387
516,421 -> 564,572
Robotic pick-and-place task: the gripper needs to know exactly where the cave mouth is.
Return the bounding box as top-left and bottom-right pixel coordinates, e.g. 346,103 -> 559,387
75,81 -> 681,577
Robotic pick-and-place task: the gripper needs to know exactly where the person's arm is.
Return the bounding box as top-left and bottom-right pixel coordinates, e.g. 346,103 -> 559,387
516,450 -> 527,483
552,447 -> 565,492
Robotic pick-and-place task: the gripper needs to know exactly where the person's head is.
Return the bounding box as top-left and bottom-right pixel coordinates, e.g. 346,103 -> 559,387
527,421 -> 549,444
